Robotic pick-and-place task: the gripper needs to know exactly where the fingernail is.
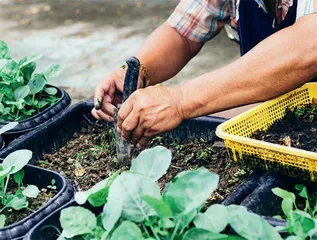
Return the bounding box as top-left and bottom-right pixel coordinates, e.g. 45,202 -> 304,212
94,98 -> 102,110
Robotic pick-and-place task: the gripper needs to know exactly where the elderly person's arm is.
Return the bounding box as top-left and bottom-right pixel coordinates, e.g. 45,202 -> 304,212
117,14 -> 317,146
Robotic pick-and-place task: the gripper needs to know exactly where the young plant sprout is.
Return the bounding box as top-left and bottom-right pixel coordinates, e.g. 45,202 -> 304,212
0,149 -> 40,228
0,40 -> 62,121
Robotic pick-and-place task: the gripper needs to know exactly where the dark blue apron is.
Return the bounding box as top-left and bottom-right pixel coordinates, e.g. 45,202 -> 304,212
238,0 -> 298,55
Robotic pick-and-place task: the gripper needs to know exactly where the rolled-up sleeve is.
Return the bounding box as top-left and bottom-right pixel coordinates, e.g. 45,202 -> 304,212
167,0 -> 230,43
297,0 -> 317,19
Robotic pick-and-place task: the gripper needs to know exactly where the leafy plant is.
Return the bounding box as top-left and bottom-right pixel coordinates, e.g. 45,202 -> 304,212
272,185 -> 317,239
57,146 -> 283,240
0,40 -> 62,121
0,149 -> 41,228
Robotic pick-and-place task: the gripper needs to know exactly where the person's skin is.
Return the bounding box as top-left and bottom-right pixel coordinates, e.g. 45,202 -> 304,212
92,14 -> 317,147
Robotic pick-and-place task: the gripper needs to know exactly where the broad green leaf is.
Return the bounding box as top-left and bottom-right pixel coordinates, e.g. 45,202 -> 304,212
2,149 -> 32,174
28,74 -> 47,94
290,210 -> 315,239
37,100 -> 48,109
285,237 -> 302,240
19,54 -> 42,69
0,122 -> 18,135
176,209 -> 197,231
6,194 -> 28,210
130,146 -> 171,181
282,198 -> 294,219
107,172 -> 160,222
295,184 -> 309,200
19,58 -> 36,81
60,206 -> 97,238
75,171 -> 119,207
0,59 -> 7,70
163,168 -> 219,216
14,85 -> 30,100
0,166 -> 14,179
13,169 -> 24,186
229,205 -> 282,240
194,204 -> 229,233
1,60 -> 19,81
22,185 -> 40,198
272,188 -> 296,202
44,87 -> 58,95
44,63 -> 62,79
0,40 -> 10,59
102,196 -> 122,232
141,195 -> 172,219
110,221 -> 143,240
0,215 -> 5,228
182,228 -> 241,240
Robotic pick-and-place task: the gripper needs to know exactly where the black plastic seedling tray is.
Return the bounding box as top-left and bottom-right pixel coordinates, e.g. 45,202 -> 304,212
0,162 -> 74,240
0,85 -> 71,146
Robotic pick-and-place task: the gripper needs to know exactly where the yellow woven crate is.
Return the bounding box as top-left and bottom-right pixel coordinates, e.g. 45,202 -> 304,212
216,83 -> 317,181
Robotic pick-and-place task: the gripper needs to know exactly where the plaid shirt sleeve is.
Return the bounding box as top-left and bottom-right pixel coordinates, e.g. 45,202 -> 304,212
167,0 -> 230,43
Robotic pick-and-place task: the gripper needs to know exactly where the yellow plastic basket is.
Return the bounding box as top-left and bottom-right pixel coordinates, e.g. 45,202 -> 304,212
216,83 -> 317,181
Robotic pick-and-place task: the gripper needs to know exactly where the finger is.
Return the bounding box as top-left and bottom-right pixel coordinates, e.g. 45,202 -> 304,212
117,101 -> 133,132
94,80 -> 111,110
91,108 -> 101,120
136,135 -> 152,148
120,110 -> 139,141
131,124 -> 145,144
95,109 -> 114,122
101,103 -> 116,117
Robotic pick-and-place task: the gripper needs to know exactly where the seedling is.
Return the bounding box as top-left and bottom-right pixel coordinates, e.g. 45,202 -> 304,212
0,40 -> 62,121
272,185 -> 317,239
47,179 -> 57,190
0,149 -> 40,228
57,146 -> 283,240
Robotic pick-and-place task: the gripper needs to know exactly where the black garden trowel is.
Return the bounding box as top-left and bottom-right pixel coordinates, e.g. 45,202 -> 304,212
113,56 -> 140,162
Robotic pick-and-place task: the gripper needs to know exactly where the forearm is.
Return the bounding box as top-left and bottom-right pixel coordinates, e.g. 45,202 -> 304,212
178,14 -> 317,119
136,22 -> 203,85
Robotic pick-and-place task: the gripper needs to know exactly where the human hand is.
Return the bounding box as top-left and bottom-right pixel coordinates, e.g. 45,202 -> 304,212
91,69 -> 143,122
117,85 -> 184,147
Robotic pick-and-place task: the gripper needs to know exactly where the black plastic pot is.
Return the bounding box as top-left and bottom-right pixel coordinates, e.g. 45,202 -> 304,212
0,137 -> 3,151
24,200 -> 100,240
240,173 -> 316,227
0,85 -> 71,145
0,162 -> 74,240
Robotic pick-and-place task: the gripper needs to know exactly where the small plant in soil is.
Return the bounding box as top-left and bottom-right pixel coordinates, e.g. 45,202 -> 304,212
0,150 -> 39,227
272,185 -> 317,239
54,146 -> 282,240
0,40 -> 62,121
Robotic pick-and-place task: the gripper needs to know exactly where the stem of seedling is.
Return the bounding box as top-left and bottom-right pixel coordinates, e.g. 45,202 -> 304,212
3,175 -> 10,196
149,225 -> 160,240
141,223 -> 151,238
170,220 -> 181,240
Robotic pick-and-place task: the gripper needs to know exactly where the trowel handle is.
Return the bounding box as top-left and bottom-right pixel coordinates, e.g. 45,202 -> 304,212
123,57 -> 140,102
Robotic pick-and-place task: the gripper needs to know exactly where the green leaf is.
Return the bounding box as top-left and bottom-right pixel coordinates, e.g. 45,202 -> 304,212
0,40 -> 10,59
106,172 -> 161,222
163,168 -> 219,216
1,60 -> 19,81
13,169 -> 24,186
110,221 -> 143,240
102,196 -> 122,232
194,204 -> 229,233
0,166 -> 14,180
14,85 -> 30,100
6,194 -> 28,210
272,188 -> 296,202
182,228 -> 241,240
0,214 -> 5,228
60,206 -> 97,238
44,63 -> 62,79
37,100 -> 48,109
75,171 -> 119,207
19,57 -> 36,81
19,54 -> 42,69
141,195 -> 172,219
0,59 -> 7,70
176,209 -> 198,231
0,122 -> 18,135
290,210 -> 315,239
22,185 -> 40,198
2,149 -> 32,174
282,198 -> 294,219
28,74 -> 47,95
295,184 -> 309,200
44,87 -> 58,95
130,146 -> 171,181
285,237 -> 302,240
229,205 -> 282,240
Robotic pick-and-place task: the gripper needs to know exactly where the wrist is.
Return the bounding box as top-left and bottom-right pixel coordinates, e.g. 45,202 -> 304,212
166,85 -> 186,122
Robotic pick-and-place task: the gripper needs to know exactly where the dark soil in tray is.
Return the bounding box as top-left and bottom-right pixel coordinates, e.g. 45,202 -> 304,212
39,125 -> 251,205
3,184 -> 56,226
252,102 -> 317,152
